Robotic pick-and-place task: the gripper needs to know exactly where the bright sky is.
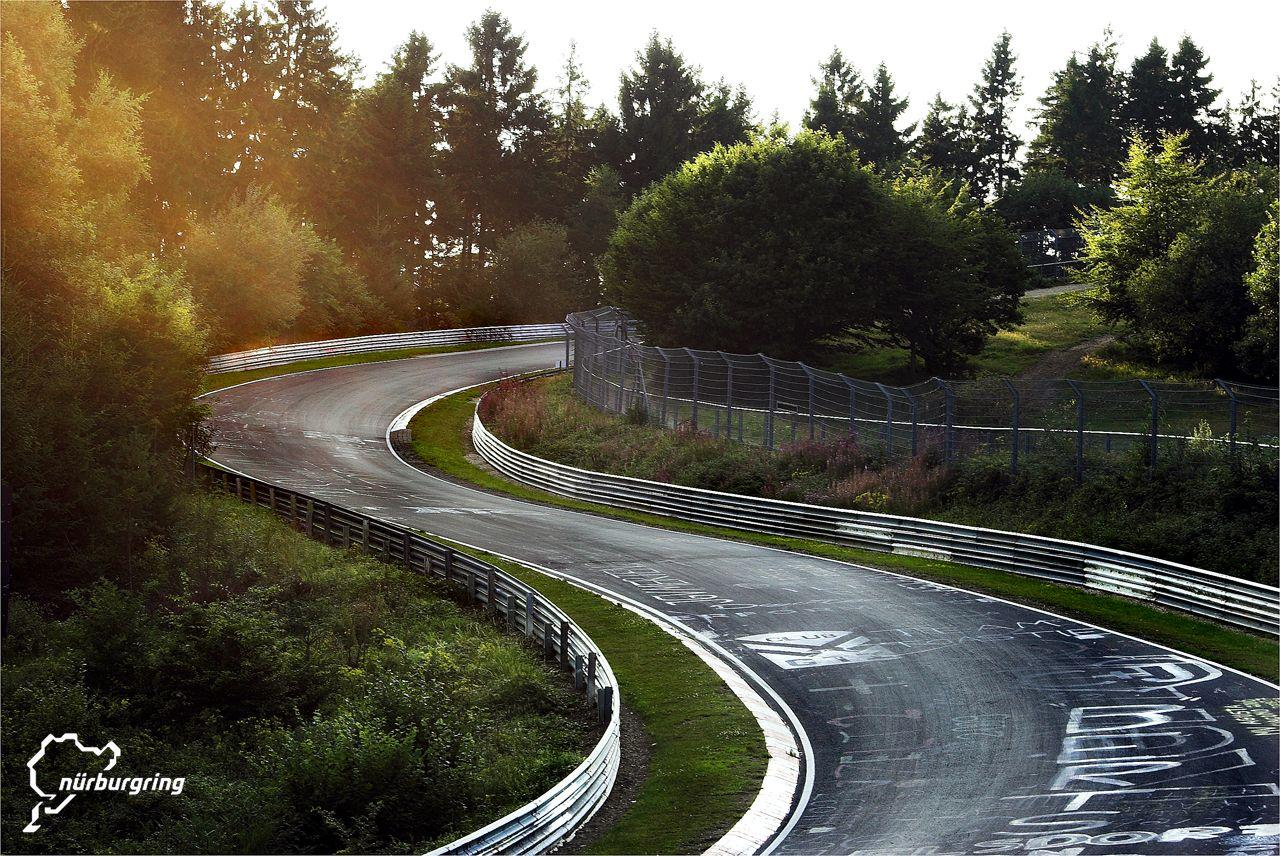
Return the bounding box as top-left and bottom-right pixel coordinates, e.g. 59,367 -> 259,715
322,0 -> 1279,137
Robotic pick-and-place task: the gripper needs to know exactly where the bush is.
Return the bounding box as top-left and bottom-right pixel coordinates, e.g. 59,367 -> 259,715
1076,134 -> 1275,375
601,132 -> 1028,370
1,493 -> 590,853
485,375 -> 1278,584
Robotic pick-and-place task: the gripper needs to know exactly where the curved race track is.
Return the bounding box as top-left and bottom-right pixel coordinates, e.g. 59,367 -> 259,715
206,342 -> 1279,856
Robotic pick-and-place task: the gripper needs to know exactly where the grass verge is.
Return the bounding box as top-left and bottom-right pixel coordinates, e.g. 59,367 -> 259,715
201,339 -> 556,394
446,543 -> 766,855
408,383 -> 1278,682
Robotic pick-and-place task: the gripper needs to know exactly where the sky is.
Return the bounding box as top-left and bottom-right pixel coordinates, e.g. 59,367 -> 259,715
318,0 -> 1279,137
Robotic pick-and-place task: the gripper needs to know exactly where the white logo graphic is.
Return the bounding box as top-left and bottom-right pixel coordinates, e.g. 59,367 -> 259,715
737,630 -> 899,670
24,734 -> 185,833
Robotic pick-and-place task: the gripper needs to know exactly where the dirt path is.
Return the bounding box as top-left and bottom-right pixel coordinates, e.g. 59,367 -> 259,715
1018,333 -> 1115,379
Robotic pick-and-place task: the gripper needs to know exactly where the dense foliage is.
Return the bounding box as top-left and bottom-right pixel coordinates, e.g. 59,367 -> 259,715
483,377 -> 1279,585
602,133 -> 1028,370
1,494 -> 589,853
1076,135 -> 1276,376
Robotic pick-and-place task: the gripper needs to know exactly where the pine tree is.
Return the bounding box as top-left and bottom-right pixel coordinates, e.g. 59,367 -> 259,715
968,31 -> 1022,198
442,11 -> 549,278
850,62 -> 915,170
914,95 -> 972,183
615,34 -> 751,191
1126,38 -> 1175,145
1168,37 -> 1223,159
219,4 -> 277,197
803,48 -> 861,141
1027,34 -> 1127,185
263,0 -> 355,210
333,32 -> 446,322
1233,79 -> 1279,167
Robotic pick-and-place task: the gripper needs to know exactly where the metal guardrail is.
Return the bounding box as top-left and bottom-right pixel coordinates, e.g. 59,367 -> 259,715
196,462 -> 620,854
471,409 -> 1279,635
208,323 -> 569,374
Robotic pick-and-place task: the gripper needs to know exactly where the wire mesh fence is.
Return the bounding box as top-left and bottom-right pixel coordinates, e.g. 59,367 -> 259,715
567,307 -> 1280,477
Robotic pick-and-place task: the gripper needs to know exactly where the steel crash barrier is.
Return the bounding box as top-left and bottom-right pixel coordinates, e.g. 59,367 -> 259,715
471,409 -> 1279,636
207,323 -> 570,374
196,462 -> 620,855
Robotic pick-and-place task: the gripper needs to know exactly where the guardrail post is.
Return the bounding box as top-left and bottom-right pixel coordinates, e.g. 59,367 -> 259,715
466,569 -> 476,602
596,686 -> 613,723
248,480 -> 256,506
559,619 -> 569,669
321,503 -> 332,544
443,548 -> 454,582
525,594 -> 535,637
543,621 -> 555,660
290,493 -> 299,530
874,382 -> 894,459
1066,380 -> 1085,482
267,485 -> 276,512
402,531 -> 412,569
1138,379 -> 1158,469
360,519 -> 370,551
487,568 -> 497,614
688,349 -> 700,430
506,593 -> 517,630
586,651 -> 598,702
574,654 -> 585,690
723,355 -> 734,440
1002,380 -> 1020,475
564,332 -> 571,369
1215,379 -> 1239,456
933,378 -> 955,462
764,357 -> 776,449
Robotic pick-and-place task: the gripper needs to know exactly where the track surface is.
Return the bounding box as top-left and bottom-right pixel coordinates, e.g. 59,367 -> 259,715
207,343 -> 1279,856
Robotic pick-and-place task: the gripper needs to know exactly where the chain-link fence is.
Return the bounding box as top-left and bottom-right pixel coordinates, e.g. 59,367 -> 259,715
567,307 -> 1279,477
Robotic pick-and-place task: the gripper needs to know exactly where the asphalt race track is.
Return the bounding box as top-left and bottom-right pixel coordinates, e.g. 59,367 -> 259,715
206,342 -> 1280,856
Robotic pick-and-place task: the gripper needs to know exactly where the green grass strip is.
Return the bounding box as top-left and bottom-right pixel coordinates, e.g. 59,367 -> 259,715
201,339 -> 556,394
447,544 -> 766,855
409,383 -> 1279,682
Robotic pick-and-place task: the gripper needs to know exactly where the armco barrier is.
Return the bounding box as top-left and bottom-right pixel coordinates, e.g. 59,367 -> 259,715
208,323 -> 568,374
471,409 -> 1279,635
197,462 -> 619,854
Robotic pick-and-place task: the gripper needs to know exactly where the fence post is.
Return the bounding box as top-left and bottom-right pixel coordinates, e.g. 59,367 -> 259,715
934,378 -> 955,462
1066,380 -> 1085,482
801,364 -> 816,439
723,355 -> 734,440
1138,380 -> 1158,468
874,382 -> 894,458
660,351 -> 671,428
688,349 -> 700,430
764,357 -> 776,449
1002,380 -> 1020,475
615,344 -> 627,413
843,377 -> 857,441
902,387 -> 919,457
1215,379 -> 1239,456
